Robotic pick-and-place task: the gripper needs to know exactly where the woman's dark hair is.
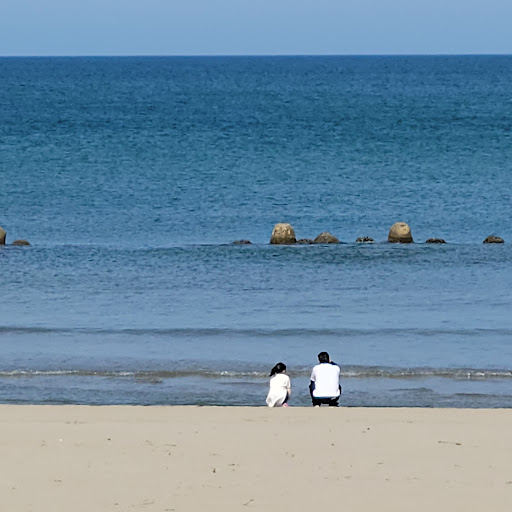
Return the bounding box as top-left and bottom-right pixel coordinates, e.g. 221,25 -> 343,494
270,362 -> 286,377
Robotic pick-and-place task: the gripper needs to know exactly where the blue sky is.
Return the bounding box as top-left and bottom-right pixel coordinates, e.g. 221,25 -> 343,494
1,0 -> 511,56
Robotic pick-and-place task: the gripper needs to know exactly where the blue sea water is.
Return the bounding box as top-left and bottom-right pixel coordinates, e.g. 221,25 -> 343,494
1,55 -> 511,407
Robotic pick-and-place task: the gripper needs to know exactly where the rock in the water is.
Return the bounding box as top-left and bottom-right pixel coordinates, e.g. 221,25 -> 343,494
483,235 -> 504,244
425,238 -> 446,244
232,239 -> 252,245
296,238 -> 314,244
356,237 -> 374,243
0,227 -> 6,245
313,232 -> 340,244
12,239 -> 31,246
270,223 -> 296,245
388,222 -> 413,243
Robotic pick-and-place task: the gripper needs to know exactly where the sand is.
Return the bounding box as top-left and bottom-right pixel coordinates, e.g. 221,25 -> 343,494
1,406 -> 511,512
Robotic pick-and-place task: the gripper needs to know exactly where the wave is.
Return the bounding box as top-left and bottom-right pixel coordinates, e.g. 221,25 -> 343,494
1,366 -> 511,380
2,325 -> 512,338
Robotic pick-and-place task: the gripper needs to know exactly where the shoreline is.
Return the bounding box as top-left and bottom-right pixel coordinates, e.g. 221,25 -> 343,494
1,405 -> 511,511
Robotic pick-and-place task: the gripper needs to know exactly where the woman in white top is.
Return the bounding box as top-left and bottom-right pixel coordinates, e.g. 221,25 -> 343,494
266,362 -> 291,407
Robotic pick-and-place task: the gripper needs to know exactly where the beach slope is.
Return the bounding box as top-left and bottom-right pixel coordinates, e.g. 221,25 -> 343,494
1,406 -> 511,511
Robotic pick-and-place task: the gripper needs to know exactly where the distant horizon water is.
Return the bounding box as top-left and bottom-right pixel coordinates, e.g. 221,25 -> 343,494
2,53 -> 512,58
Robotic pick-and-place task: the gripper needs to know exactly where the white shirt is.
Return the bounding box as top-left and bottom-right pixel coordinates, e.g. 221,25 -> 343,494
266,373 -> 291,407
310,363 -> 341,398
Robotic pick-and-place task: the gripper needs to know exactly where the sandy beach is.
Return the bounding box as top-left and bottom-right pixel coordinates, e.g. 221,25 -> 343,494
1,406 -> 511,512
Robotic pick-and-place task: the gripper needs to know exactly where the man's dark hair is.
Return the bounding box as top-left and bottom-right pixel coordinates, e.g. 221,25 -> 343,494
318,351 -> 330,363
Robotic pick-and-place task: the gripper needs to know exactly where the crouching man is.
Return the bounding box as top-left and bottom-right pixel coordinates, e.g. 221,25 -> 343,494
309,351 -> 341,407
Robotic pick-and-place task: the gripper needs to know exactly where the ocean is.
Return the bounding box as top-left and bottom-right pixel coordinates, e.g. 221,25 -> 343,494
1,55 -> 511,407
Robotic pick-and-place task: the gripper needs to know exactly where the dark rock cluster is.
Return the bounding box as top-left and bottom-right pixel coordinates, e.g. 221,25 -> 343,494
483,235 -> 504,244
230,223 -> 506,246
0,227 -> 30,247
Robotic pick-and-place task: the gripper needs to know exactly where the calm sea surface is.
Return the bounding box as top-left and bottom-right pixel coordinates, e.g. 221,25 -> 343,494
1,56 -> 511,407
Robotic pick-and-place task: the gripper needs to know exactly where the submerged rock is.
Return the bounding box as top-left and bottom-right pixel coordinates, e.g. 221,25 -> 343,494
425,238 -> 446,244
270,223 -> 296,245
296,238 -> 314,244
0,227 -> 6,245
483,235 -> 504,244
232,239 -> 252,245
12,239 -> 31,246
388,222 -> 413,243
313,232 -> 340,244
356,237 -> 374,243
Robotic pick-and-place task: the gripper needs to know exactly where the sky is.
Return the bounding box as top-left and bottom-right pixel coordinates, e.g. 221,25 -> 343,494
1,0 -> 512,56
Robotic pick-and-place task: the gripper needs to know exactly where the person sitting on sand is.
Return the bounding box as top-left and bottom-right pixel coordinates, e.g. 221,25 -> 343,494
309,351 -> 341,407
266,362 -> 291,407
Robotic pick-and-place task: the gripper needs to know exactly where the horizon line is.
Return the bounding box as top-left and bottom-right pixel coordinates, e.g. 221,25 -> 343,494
1,52 -> 512,58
